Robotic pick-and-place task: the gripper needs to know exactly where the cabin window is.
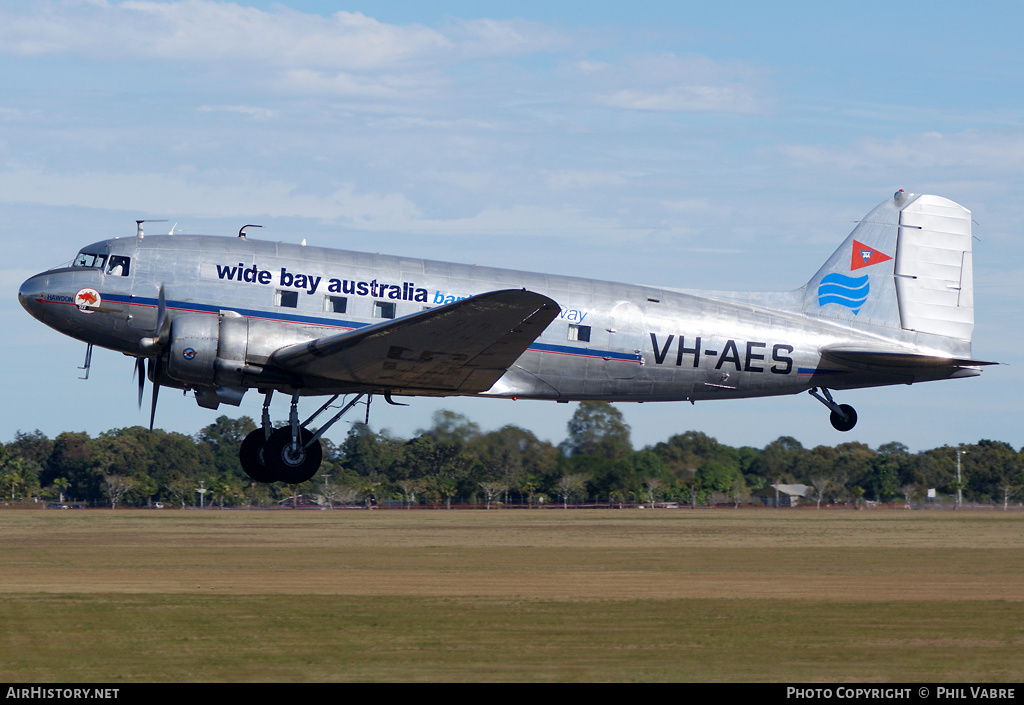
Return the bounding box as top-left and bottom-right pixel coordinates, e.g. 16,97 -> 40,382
106,256 -> 131,276
324,295 -> 347,314
568,324 -> 591,343
373,301 -> 396,319
73,252 -> 107,269
275,290 -> 298,308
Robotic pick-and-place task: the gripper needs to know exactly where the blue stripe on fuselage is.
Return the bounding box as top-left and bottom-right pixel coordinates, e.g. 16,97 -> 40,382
104,294 -> 639,363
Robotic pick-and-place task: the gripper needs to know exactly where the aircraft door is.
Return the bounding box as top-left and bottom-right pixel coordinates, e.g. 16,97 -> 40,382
606,301 -> 645,380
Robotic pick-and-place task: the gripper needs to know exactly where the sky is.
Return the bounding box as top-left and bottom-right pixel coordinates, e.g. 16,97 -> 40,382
2,0 -> 1022,454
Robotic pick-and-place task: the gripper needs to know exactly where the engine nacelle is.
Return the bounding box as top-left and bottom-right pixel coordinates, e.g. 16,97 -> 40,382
167,314 -> 220,387
165,312 -> 315,396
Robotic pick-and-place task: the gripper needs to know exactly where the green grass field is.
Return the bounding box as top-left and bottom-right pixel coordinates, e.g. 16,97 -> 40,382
2,508 -> 1022,682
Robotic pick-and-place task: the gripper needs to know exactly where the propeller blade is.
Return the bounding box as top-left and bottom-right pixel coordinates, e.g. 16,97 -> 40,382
137,286 -> 169,428
139,285 -> 171,353
149,383 -> 160,431
155,284 -> 170,348
134,358 -> 146,409
149,357 -> 162,431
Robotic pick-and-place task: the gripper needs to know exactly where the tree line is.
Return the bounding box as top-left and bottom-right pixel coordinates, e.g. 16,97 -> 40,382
2,402 -> 1021,509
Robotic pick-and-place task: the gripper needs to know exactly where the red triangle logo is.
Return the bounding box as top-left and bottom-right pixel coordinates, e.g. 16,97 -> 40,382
851,240 -> 893,270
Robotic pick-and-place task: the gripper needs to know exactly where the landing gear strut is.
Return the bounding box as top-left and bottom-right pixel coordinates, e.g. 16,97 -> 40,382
239,391 -> 367,484
809,387 -> 857,432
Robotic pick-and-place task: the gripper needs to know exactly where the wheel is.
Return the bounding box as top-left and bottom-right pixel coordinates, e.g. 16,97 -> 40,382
239,429 -> 278,483
829,404 -> 858,432
263,427 -> 323,484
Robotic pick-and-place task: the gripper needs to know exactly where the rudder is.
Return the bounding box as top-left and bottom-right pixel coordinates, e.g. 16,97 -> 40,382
892,193 -> 974,341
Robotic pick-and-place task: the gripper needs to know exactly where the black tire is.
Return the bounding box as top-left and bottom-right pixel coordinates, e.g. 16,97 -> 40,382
239,429 -> 278,483
829,404 -> 858,432
263,427 -> 323,484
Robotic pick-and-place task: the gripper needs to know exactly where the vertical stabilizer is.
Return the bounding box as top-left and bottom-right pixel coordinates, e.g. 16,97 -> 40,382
802,192 -> 975,345
802,194 -> 902,331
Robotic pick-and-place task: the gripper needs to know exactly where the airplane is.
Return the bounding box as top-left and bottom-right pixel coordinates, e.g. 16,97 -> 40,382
19,191 -> 996,484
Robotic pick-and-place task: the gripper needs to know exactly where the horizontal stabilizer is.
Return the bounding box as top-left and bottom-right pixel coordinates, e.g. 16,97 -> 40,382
820,345 -> 998,370
269,289 -> 560,393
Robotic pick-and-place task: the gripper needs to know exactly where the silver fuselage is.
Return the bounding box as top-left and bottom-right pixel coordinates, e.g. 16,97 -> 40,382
18,232 -> 977,405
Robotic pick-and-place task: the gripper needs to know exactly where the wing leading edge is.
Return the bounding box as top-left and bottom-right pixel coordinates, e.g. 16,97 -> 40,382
269,289 -> 560,393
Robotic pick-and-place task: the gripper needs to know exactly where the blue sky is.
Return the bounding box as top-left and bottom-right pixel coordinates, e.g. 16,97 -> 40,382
2,0 -> 1021,453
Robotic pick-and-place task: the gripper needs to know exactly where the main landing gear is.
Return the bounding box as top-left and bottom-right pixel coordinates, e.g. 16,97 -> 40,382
240,391 -> 367,484
809,387 -> 858,432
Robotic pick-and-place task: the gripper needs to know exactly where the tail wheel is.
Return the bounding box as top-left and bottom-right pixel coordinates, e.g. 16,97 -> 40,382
264,427 -> 323,484
829,404 -> 858,432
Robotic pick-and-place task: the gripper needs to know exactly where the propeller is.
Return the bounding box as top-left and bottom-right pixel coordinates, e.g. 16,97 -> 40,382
136,285 -> 169,430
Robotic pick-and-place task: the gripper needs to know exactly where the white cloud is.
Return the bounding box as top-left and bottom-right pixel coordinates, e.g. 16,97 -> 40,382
0,107 -> 30,120
272,68 -> 440,98
366,116 -> 503,131
0,168 -> 636,239
1,4 -> 764,113
0,2 -> 565,70
573,60 -> 610,74
658,197 -> 719,216
581,52 -> 770,114
0,167 -> 421,225
408,204 -> 625,238
774,130 -> 1024,173
197,105 -> 278,120
446,17 -> 566,58
0,2 -> 570,103
544,169 -> 627,190
600,85 -> 758,113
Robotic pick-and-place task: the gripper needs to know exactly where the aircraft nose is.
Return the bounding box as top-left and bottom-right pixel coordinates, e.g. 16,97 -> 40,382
18,273 -> 49,319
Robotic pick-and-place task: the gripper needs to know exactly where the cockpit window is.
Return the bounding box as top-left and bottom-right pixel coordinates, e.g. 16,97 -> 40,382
107,255 -> 130,276
73,252 -> 107,269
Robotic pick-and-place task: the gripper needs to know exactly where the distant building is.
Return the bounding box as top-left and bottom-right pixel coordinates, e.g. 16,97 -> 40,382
755,483 -> 810,507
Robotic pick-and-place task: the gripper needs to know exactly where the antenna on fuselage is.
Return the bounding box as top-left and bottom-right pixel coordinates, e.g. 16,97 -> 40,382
136,219 -> 168,238
239,224 -> 262,239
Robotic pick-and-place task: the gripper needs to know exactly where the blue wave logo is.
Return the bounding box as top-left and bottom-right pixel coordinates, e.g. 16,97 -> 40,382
817,273 -> 869,314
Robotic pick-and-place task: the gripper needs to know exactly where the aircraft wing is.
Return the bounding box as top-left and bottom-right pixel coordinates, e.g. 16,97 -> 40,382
268,289 -> 560,393
820,344 -> 999,370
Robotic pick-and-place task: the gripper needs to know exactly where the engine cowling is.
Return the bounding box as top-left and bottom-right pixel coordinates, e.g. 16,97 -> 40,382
167,314 -> 220,387
164,312 -> 314,399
